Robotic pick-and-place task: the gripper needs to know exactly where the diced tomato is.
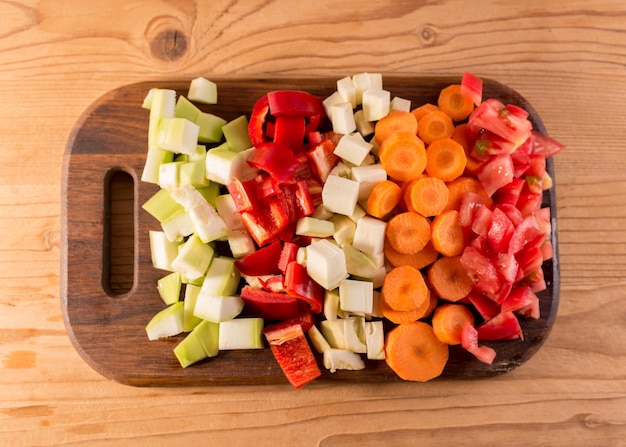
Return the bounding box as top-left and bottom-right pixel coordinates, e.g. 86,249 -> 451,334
460,245 -> 501,297
494,252 -> 519,285
487,207 -> 515,253
504,104 -> 529,121
469,98 -> 532,149
467,291 -> 501,321
471,205 -> 493,238
460,72 -> 483,106
501,285 -> 537,314
508,215 -> 542,255
495,203 -> 523,227
540,239 -> 554,261
476,311 -> 523,341
477,154 -> 514,197
263,322 -> 322,389
492,177 -> 525,207
525,268 -> 547,293
459,192 -> 491,228
473,130 -> 518,156
517,246 -> 544,277
306,139 -> 340,183
461,322 -> 496,364
234,240 -> 283,276
530,130 -> 565,158
240,286 -> 300,321
511,136 -> 533,177
517,291 -> 541,319
516,187 -> 543,216
284,261 -> 324,314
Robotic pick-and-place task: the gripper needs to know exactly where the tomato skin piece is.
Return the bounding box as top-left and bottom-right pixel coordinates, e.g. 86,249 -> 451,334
461,72 -> 483,107
530,130 -> 565,158
263,322 -> 322,389
501,285 -> 538,314
467,291 -> 501,321
476,311 -> 522,341
477,154 -> 514,197
469,98 -> 532,148
460,245 -> 501,297
461,322 -> 496,364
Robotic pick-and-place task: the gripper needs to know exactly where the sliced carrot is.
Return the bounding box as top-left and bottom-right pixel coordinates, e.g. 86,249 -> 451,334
385,211 -> 431,254
403,176 -> 449,217
425,137 -> 467,182
431,209 -> 467,257
378,132 -> 427,182
431,303 -> 475,345
385,321 -> 449,382
427,255 -> 474,302
417,110 -> 455,145
445,176 -> 493,211
366,180 -> 402,218
437,84 -> 475,122
411,103 -> 440,123
384,238 -> 439,270
380,291 -> 431,324
380,265 -> 430,312
374,110 -> 418,145
423,290 -> 439,319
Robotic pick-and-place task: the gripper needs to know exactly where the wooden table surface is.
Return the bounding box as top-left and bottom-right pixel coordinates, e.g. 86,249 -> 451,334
1,1 -> 625,445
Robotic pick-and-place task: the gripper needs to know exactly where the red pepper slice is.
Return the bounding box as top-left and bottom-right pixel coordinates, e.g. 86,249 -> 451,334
282,303 -> 315,332
241,197 -> 290,246
240,285 -> 300,321
247,142 -> 301,184
263,321 -> 321,389
267,90 -> 325,117
284,261 -> 323,314
226,177 -> 259,212
273,115 -> 306,152
278,241 -> 299,274
234,240 -> 282,276
306,139 -> 340,183
248,95 -> 271,148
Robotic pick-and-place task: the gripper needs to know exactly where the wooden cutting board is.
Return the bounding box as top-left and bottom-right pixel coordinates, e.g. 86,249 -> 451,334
61,77 -> 560,387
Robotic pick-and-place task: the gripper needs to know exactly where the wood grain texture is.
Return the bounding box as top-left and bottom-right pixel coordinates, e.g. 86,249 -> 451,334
61,77 -> 558,386
1,0 -> 626,445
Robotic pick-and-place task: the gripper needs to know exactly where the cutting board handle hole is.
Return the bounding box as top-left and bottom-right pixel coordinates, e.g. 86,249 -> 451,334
103,169 -> 136,296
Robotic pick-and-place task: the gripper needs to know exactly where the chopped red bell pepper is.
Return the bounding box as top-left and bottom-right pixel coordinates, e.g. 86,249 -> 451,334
267,90 -> 325,117
282,302 -> 316,332
227,177 -> 259,212
247,142 -> 301,184
254,173 -> 281,200
273,115 -> 306,152
306,139 -> 340,183
240,197 -> 290,246
284,261 -> 323,314
263,321 -> 322,389
240,285 -> 300,321
234,240 -> 282,276
248,95 -> 270,148
278,241 -> 299,274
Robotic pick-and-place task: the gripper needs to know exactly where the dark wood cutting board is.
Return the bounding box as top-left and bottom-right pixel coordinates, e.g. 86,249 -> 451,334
61,77 -> 560,387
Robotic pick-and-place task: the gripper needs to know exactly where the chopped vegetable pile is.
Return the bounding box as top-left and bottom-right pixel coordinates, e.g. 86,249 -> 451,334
140,73 -> 564,387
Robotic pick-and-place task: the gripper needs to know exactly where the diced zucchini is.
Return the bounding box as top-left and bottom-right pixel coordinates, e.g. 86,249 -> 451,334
171,184 -> 228,243
215,194 -> 244,230
142,188 -> 184,223
200,256 -> 240,297
149,230 -> 180,272
196,112 -> 226,143
193,294 -> 244,323
157,272 -> 182,305
218,318 -> 264,350
183,284 -> 203,332
226,228 -> 256,258
205,147 -> 247,185
173,319 -> 219,368
148,89 -> 176,149
141,147 -> 174,184
323,348 -> 365,373
170,234 -> 215,280
174,95 -> 201,122
156,117 -> 200,155
188,77 -> 218,104
161,208 -> 194,242
145,301 -> 184,341
222,115 -> 252,152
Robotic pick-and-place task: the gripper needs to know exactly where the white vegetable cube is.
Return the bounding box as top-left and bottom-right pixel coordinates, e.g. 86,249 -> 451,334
156,117 -> 200,155
391,96 -> 411,112
322,174 -> 360,216
306,239 -> 348,290
196,112 -> 226,143
295,217 -> 335,238
218,318 -> 264,350
157,272 -> 182,306
364,320 -> 386,360
342,243 -> 379,279
348,203 -> 367,223
334,133 -> 374,166
368,73 -> 383,90
215,194 -> 244,230
142,147 -> 174,184
308,325 -> 332,354
158,161 -> 184,190
200,256 -> 240,296
226,228 -> 256,258
193,294 -> 244,323
362,88 -> 391,122
205,147 -> 247,185
170,234 -> 214,280
353,216 -> 387,255
180,160 -> 209,187
161,208 -> 194,242
188,77 -> 218,104
351,72 -> 372,105
339,279 -> 373,314
337,76 -> 357,108
323,91 -> 344,121
323,288 -> 342,321
354,109 -> 375,137
323,348 -> 365,372
329,214 -> 356,245
149,230 -> 180,271
350,164 -> 388,201
319,319 -> 346,349
330,102 -> 357,135
343,317 -> 367,353
222,115 -> 252,152
171,185 -> 228,243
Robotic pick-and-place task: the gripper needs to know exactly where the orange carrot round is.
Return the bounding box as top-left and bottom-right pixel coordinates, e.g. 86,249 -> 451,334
417,110 -> 455,144
438,84 -> 475,122
384,238 -> 439,270
427,255 -> 474,302
432,303 -> 475,345
425,137 -> 467,182
379,132 -> 427,182
431,209 -> 467,257
403,176 -> 449,217
380,291 -> 431,324
366,180 -> 402,218
386,211 -> 431,254
411,103 -> 440,123
374,110 -> 418,145
444,176 -> 493,211
380,265 -> 430,312
385,321 -> 449,382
